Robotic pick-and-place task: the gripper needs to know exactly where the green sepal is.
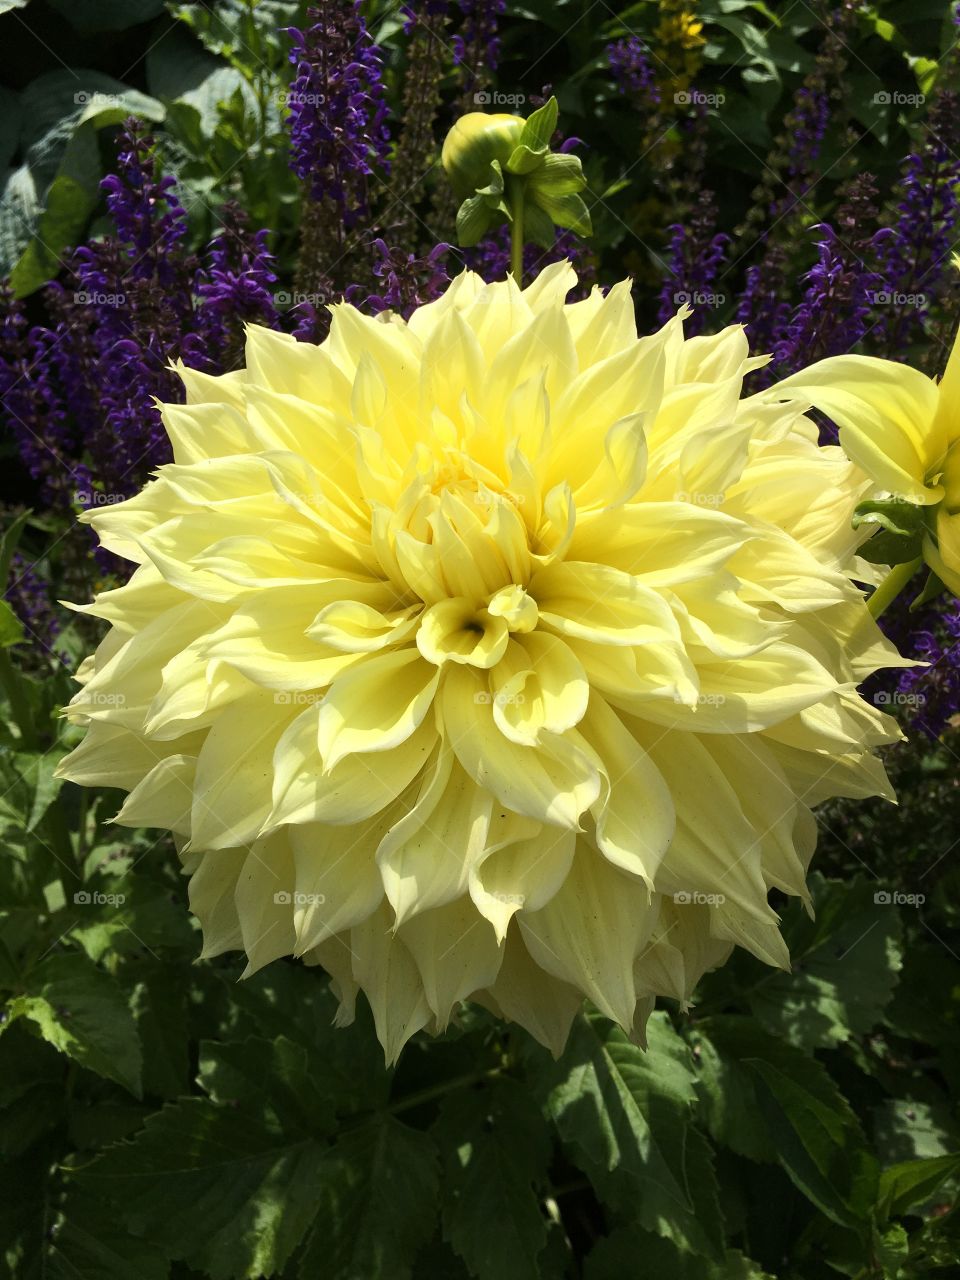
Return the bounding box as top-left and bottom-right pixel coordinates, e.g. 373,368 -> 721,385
531,188 -> 592,237
456,195 -> 495,247
476,158 -> 505,200
523,200 -> 556,249
505,142 -> 548,175
518,96 -> 558,152
852,496 -> 925,540
911,569 -> 946,610
527,151 -> 588,196
859,529 -> 924,565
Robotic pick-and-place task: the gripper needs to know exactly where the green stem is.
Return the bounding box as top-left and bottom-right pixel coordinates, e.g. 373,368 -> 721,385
508,180 -> 525,285
389,1067 -> 501,1116
867,557 -> 922,620
0,649 -> 37,750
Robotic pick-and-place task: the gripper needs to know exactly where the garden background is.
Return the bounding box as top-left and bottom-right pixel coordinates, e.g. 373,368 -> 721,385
1,0 -> 960,1276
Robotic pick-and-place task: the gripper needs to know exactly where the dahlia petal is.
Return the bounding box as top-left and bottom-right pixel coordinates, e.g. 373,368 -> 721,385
440,665 -> 600,828
189,847 -> 245,959
377,745 -> 491,925
350,903 -> 432,1064
519,847 -> 658,1030
317,648 -> 440,770
113,754 -> 196,834
235,833 -> 298,975
289,818 -> 387,951
489,633 -> 589,745
399,897 -> 503,1027
532,560 -> 681,647
476,924 -> 583,1059
469,824 -> 575,942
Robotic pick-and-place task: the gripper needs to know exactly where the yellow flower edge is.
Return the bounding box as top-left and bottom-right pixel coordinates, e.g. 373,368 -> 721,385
57,263 -> 906,1063
763,322 -> 960,596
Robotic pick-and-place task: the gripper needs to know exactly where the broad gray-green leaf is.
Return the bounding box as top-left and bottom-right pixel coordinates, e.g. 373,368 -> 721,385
0,599 -> 26,649
74,1097 -> 324,1279
3,951 -> 142,1096
45,0 -> 165,31
0,88 -> 21,172
0,165 -> 40,277
748,873 -> 903,1050
432,1079 -> 550,1280
146,26 -> 248,135
298,1116 -> 439,1280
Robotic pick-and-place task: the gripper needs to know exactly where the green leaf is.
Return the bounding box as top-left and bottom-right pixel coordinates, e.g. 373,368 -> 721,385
692,1016 -> 877,1226
878,1154 -> 960,1220
4,951 -> 142,1096
198,1034 -> 332,1135
47,1190 -> 170,1280
146,26 -> 249,136
854,497 -> 925,565
687,1024 -> 776,1161
0,600 -> 26,649
748,1056 -> 878,1227
0,165 -> 41,278
74,1097 -> 324,1279
432,1079 -> 550,1280
747,873 -> 903,1050
586,1229 -> 775,1280
531,1012 -> 723,1260
298,1116 -> 439,1280
527,151 -> 587,196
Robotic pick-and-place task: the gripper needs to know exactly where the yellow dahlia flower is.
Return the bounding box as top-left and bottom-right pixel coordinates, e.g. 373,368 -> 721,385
765,324 -> 960,596
57,264 -> 903,1063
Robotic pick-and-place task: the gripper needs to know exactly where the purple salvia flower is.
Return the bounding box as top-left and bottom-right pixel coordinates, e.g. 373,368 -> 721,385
657,191 -> 729,334
451,0 -> 506,89
352,239 -> 453,318
285,2 -> 390,224
183,203 -> 280,373
878,90 -> 960,354
607,36 -> 661,105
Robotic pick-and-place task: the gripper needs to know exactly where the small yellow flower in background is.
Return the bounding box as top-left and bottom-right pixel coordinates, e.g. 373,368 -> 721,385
765,322 -> 960,596
57,264 -> 903,1063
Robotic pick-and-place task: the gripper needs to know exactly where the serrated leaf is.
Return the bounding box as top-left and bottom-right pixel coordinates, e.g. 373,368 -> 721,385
298,1115 -> 439,1280
878,1154 -> 960,1220
198,1034 -> 332,1135
432,1079 -> 550,1280
586,1228 -> 775,1280
47,1190 -> 169,1280
747,873 -> 903,1050
748,1056 -> 878,1227
3,951 -> 142,1096
531,1012 -> 723,1260
74,1097 -> 323,1279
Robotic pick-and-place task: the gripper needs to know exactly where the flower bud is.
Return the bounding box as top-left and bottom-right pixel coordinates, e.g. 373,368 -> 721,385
441,112 -> 525,201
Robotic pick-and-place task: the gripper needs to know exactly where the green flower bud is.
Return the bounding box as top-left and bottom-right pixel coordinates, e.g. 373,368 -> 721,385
441,112 -> 525,201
